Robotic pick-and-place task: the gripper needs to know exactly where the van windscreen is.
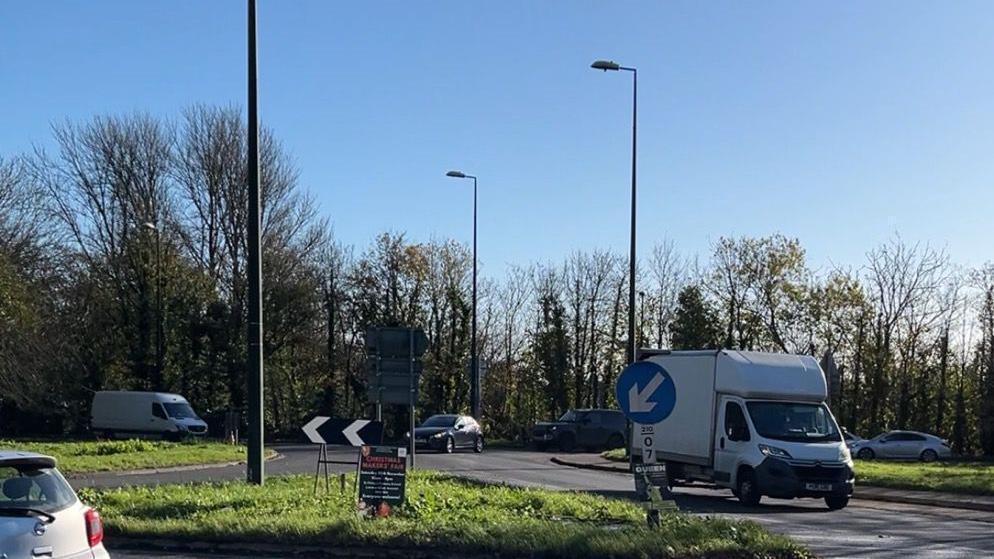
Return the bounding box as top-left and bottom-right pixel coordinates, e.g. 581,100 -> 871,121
746,402 -> 840,443
163,403 -> 198,419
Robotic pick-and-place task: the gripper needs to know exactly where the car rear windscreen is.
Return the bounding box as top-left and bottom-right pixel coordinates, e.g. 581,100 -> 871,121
0,465 -> 76,513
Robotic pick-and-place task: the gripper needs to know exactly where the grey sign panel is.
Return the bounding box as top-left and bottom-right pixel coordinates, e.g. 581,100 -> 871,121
366,327 -> 428,358
367,387 -> 416,405
368,374 -> 421,388
367,357 -> 424,376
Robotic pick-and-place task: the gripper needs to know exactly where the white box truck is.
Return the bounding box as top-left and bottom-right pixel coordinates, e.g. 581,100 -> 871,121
91,391 -> 208,440
641,350 -> 854,510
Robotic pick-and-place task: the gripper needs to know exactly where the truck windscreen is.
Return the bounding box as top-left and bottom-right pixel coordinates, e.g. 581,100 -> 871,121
745,402 -> 840,443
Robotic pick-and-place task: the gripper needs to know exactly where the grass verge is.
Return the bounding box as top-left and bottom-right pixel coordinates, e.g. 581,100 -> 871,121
0,439 -> 253,474
80,472 -> 809,559
603,448 -> 627,462
856,460 -> 994,496
601,449 -> 994,496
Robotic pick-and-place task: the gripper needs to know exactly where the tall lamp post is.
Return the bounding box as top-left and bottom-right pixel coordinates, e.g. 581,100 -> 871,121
143,222 -> 163,390
590,59 -> 638,365
246,0 -> 265,485
446,170 -> 480,419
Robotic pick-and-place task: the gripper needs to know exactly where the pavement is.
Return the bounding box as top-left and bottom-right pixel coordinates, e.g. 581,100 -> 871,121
71,444 -> 994,559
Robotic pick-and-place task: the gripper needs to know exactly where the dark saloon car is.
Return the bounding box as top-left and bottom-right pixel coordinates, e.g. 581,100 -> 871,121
405,414 -> 484,453
531,409 -> 627,452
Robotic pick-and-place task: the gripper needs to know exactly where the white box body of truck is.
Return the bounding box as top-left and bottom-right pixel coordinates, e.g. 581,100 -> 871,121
641,350 -> 854,509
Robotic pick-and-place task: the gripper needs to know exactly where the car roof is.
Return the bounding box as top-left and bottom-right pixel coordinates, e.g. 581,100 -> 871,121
0,451 -> 57,469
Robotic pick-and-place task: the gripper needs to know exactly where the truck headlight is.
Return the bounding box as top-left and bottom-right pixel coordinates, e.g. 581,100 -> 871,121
758,444 -> 792,459
839,446 -> 852,463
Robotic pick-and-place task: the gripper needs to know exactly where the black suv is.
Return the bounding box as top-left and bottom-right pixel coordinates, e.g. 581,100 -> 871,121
530,409 -> 627,451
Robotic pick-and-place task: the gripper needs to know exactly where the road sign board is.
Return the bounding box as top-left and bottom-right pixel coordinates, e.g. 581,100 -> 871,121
357,445 -> 407,514
615,360 -> 677,424
301,417 -> 384,446
366,327 -> 428,358
367,357 -> 425,376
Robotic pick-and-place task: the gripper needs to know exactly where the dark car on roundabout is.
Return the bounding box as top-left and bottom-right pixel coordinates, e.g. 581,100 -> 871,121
530,408 -> 627,452
405,414 -> 484,453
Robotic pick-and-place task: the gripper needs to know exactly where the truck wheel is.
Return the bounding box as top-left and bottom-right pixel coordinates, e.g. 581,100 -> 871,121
920,449 -> 938,462
856,447 -> 875,460
558,433 -> 576,452
606,433 -> 625,449
736,470 -> 762,506
825,495 -> 850,510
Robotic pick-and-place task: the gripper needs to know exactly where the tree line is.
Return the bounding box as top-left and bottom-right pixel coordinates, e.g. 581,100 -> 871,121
1,107 -> 992,454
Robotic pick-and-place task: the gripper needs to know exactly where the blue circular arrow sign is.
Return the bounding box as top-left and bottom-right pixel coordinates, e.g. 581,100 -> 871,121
615,360 -> 676,424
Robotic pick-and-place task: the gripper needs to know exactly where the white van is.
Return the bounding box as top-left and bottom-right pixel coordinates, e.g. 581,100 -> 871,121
637,350 -> 854,510
91,391 -> 208,440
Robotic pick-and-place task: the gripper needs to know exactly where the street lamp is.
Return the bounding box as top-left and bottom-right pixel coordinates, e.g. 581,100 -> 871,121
590,59 -> 638,365
143,222 -> 163,390
446,170 -> 480,419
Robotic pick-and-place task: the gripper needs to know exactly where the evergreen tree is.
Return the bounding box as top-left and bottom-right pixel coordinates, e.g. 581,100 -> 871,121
670,285 -> 721,350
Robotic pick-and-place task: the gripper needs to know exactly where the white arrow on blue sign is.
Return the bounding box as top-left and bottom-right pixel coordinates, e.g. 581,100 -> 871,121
615,360 -> 677,424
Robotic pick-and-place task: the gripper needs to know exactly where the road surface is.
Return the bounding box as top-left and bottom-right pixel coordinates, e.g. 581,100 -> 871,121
73,445 -> 994,558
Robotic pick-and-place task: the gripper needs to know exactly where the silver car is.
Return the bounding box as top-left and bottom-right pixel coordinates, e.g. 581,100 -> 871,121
0,451 -> 110,558
851,430 -> 951,462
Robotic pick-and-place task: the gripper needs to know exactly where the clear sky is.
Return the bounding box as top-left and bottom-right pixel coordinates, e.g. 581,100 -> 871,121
3,1 -> 993,276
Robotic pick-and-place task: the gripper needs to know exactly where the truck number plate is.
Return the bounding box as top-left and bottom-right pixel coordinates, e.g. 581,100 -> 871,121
804,482 -> 832,492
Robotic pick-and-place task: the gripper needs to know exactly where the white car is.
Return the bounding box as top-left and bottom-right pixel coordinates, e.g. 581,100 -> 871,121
851,430 -> 951,462
0,451 -> 110,558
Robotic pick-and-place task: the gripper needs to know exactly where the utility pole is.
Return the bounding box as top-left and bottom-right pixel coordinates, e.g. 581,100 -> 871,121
246,0 -> 264,485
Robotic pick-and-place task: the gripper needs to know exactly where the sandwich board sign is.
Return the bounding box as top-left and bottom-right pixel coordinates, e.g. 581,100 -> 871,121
357,445 -> 407,516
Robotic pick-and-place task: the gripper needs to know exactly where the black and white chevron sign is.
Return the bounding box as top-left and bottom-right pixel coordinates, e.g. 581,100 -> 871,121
302,417 -> 384,446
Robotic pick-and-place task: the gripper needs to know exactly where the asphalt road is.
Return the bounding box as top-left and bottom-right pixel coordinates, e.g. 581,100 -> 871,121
73,445 -> 994,558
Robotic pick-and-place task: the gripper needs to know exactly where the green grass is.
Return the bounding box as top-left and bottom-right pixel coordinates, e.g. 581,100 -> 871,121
79,472 -> 809,559
0,439 -> 251,474
856,460 -> 994,496
602,449 -> 994,496
603,448 -> 627,462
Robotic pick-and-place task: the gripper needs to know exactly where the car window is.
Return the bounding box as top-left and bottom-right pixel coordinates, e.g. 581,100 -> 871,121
422,415 -> 457,428
908,434 -> 926,441
558,410 -> 576,422
586,412 -> 602,425
0,466 -> 76,513
152,403 -> 167,420
725,402 -> 750,442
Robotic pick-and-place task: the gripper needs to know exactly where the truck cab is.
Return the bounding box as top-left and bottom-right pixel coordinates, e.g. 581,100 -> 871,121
641,350 -> 854,510
715,395 -> 853,509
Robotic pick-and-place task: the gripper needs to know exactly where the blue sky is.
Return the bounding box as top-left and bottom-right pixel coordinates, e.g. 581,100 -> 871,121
3,1 -> 993,276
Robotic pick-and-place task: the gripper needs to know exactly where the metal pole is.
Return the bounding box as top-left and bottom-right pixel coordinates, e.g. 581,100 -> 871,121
155,226 -> 164,389
409,329 -> 416,469
627,68 -> 637,365
471,176 -> 479,418
246,0 -> 265,485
